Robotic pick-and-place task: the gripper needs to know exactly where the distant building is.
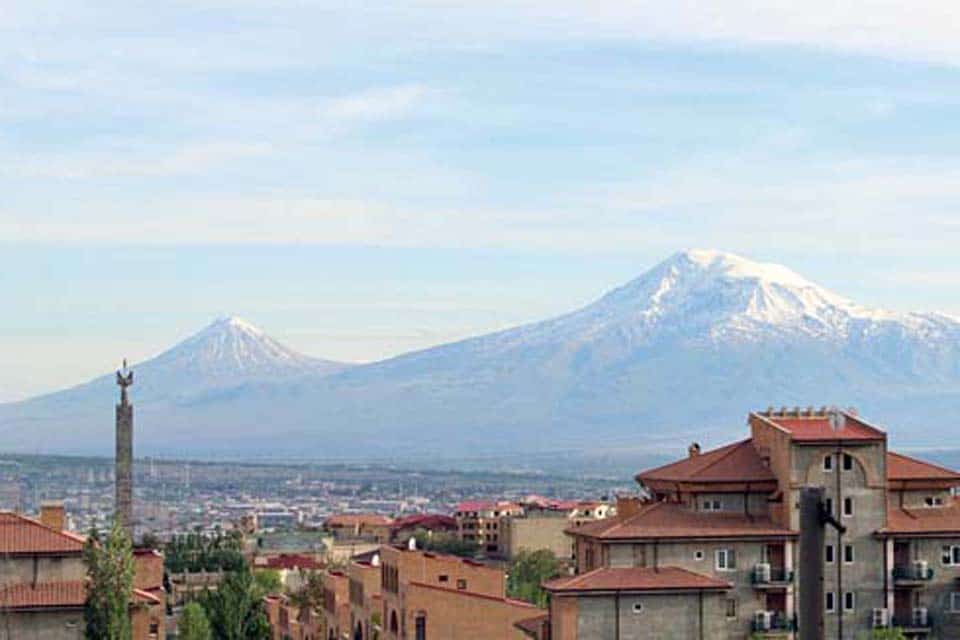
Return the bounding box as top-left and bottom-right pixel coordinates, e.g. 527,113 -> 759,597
389,513 -> 458,545
324,513 -> 394,543
454,500 -> 523,555
543,407 -> 960,639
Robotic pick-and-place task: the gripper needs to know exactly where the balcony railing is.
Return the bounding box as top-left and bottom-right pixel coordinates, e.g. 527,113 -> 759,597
893,565 -> 935,582
751,567 -> 794,585
892,613 -> 933,630
751,612 -> 796,633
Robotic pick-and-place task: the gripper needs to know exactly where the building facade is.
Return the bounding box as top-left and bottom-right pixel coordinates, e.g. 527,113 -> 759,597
547,408 -> 960,639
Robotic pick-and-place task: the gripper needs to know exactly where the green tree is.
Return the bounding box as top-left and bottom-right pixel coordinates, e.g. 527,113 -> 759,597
199,566 -> 271,640
506,549 -> 563,608
253,569 -> 283,596
858,629 -> 907,640
83,519 -> 135,640
179,602 -> 213,640
413,531 -> 478,558
288,569 -> 324,617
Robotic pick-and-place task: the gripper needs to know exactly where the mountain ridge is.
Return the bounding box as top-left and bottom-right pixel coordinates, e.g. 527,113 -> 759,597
4,249 -> 960,457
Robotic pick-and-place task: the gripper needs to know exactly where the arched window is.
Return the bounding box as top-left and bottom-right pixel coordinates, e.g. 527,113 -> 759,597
390,610 -> 399,633
354,621 -> 363,640
415,613 -> 426,640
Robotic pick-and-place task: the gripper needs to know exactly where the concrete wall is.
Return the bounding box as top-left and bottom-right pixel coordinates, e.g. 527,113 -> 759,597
403,583 -> 539,640
0,555 -> 86,586
0,610 -> 84,640
568,591 -> 729,640
502,516 -> 573,561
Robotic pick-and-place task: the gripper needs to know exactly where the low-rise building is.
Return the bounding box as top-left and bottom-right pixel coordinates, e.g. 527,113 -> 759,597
0,505 -> 165,639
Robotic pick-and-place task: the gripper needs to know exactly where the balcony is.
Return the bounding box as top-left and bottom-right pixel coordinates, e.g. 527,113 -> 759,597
893,563 -> 934,587
751,611 -> 795,636
891,612 -> 933,635
751,564 -> 794,589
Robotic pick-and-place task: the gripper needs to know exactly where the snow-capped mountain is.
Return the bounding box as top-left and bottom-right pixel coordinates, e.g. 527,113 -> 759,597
0,317 -> 350,453
4,250 -> 960,457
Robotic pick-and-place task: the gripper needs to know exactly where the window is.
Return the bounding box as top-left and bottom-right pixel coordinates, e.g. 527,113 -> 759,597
941,545 -> 960,566
951,592 -> 960,613
694,550 -> 704,561
842,453 -> 853,471
925,496 -> 944,507
456,579 -> 467,590
823,455 -> 834,472
415,614 -> 426,640
632,602 -> 643,614
844,591 -> 855,612
825,498 -> 834,516
843,497 -> 854,517
844,544 -> 854,564
702,498 -> 722,512
725,598 -> 737,619
825,544 -> 835,564
716,548 -> 737,571
438,574 -> 448,583
825,591 -> 835,613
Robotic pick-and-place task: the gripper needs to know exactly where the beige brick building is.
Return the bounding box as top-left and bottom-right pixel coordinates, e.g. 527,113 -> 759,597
546,408 -> 960,639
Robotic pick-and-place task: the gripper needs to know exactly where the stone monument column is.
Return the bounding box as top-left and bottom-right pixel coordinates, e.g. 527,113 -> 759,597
115,361 -> 134,537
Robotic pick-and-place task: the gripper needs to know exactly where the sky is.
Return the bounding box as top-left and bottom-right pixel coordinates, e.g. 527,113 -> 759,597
4,1 -> 960,400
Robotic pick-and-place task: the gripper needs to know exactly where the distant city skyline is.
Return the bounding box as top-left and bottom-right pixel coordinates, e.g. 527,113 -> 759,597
5,3 -> 960,399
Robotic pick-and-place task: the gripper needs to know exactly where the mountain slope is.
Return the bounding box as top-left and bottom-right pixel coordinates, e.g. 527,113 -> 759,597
0,317 -> 351,453
4,251 -> 960,457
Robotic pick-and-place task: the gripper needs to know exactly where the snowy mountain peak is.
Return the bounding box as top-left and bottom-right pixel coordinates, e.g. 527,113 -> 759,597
672,249 -> 820,290
204,315 -> 264,336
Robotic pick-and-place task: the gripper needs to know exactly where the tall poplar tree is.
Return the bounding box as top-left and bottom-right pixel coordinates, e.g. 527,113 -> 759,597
83,518 -> 135,640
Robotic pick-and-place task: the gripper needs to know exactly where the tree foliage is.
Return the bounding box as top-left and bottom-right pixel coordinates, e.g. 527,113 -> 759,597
413,531 -> 478,558
83,519 -> 135,640
164,526 -> 245,573
179,602 -> 213,640
198,566 -> 271,640
506,549 -> 563,608
288,569 -> 324,617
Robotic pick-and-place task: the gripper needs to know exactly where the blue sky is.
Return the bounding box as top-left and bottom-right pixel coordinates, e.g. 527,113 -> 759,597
4,2 -> 960,399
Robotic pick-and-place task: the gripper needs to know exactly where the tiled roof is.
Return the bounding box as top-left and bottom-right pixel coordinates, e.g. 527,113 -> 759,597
514,613 -> 549,638
544,567 -> 731,593
887,451 -> 960,482
755,412 -> 885,442
636,439 -> 775,485
391,514 -> 457,530
263,554 -> 324,570
568,501 -> 795,540
0,581 -> 160,610
455,500 -> 520,513
324,514 -> 393,527
881,498 -> 960,535
0,511 -> 86,555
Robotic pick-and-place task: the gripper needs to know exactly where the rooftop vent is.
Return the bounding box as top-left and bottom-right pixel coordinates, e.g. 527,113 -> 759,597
688,443 -> 701,458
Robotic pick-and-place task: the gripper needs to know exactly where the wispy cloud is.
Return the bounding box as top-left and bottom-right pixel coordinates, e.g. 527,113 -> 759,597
321,84 -> 428,121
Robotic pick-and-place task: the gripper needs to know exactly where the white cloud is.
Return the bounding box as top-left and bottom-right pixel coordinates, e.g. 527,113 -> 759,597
321,84 -> 428,121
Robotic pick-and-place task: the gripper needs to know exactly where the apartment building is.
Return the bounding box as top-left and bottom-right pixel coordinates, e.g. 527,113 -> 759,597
454,500 -> 523,554
545,407 -> 960,639
0,505 -> 165,640
500,500 -> 615,561
320,569 -> 351,640
348,555 -> 382,640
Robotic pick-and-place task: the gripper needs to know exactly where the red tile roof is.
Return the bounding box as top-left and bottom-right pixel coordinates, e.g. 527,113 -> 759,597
391,514 -> 457,530
0,581 -> 160,610
455,500 -> 521,513
0,512 -> 86,555
881,498 -> 960,535
636,439 -> 775,485
887,451 -> 960,482
544,567 -> 731,593
568,501 -> 795,541
263,554 -> 324,570
754,412 -> 885,442
514,613 -> 549,638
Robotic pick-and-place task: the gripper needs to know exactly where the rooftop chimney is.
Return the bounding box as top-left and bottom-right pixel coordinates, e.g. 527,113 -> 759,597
687,442 -> 701,458
616,495 -> 642,520
39,501 -> 65,532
